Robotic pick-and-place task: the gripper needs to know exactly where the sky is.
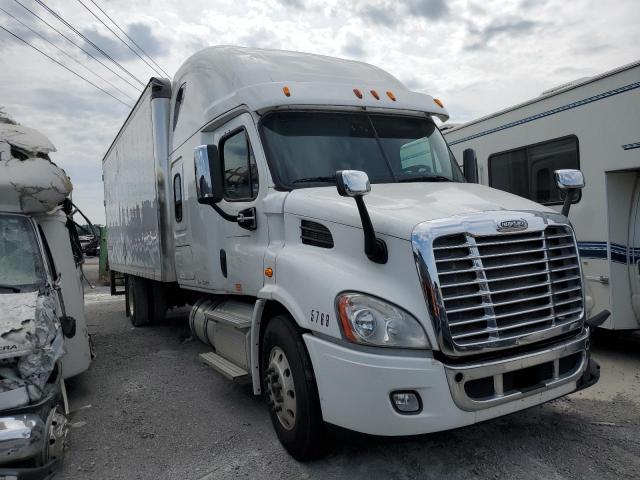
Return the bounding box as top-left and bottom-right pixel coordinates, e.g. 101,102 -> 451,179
0,0 -> 638,224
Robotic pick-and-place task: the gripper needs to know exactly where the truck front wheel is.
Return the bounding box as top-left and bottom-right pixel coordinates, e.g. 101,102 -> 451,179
262,315 -> 326,460
127,276 -> 151,327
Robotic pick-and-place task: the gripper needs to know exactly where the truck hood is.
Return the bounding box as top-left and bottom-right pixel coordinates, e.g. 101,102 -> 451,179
283,182 -> 554,239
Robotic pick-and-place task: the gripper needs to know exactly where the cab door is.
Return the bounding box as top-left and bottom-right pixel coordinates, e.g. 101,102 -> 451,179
628,173 -> 640,321
170,159 -> 195,282
213,114 -> 269,296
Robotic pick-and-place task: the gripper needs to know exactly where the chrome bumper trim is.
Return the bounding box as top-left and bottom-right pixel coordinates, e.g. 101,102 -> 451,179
444,329 -> 589,411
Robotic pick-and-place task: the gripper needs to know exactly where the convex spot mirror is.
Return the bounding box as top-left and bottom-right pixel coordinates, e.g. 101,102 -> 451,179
194,145 -> 224,204
554,169 -> 585,190
336,170 -> 371,197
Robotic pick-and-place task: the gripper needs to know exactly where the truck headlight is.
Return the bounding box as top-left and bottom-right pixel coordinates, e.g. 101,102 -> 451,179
336,293 -> 430,349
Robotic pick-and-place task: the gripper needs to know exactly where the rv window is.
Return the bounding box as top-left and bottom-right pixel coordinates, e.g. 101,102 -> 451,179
0,214 -> 46,292
489,136 -> 579,205
174,174 -> 183,222
220,129 -> 259,201
173,84 -> 186,131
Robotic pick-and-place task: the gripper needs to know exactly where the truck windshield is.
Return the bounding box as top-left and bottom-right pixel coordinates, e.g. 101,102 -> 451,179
261,111 -> 465,188
0,215 -> 46,293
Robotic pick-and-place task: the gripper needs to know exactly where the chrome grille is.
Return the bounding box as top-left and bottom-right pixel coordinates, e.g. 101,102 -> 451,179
433,225 -> 583,349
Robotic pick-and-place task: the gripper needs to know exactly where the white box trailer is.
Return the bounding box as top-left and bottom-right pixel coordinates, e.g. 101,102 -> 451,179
103,46 -> 605,460
444,60 -> 640,331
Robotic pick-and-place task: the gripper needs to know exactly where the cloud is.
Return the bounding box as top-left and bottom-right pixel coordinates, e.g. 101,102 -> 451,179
359,4 -> 396,27
1,0 -> 639,226
406,0 -> 449,20
80,22 -> 168,62
465,16 -> 540,50
341,34 -> 366,58
278,0 -> 306,8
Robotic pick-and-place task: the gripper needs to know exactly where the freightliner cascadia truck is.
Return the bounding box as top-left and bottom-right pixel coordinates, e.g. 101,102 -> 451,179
103,46 -> 606,460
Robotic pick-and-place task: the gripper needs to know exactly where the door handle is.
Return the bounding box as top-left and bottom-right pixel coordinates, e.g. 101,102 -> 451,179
237,207 -> 257,231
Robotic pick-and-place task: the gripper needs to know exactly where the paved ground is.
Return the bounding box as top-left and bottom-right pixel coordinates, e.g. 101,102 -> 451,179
61,258 -> 640,479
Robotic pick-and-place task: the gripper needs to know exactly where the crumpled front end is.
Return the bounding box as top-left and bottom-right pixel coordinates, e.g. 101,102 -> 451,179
0,290 -> 65,409
0,288 -> 68,473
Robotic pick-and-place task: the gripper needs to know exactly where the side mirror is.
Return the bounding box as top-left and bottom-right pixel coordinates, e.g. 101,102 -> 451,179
194,145 -> 223,204
335,170 -> 387,264
554,169 -> 585,217
336,170 -> 371,197
463,148 -> 478,183
554,169 -> 585,190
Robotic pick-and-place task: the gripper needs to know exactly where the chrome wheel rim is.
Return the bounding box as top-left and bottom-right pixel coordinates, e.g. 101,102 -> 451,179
265,346 -> 296,431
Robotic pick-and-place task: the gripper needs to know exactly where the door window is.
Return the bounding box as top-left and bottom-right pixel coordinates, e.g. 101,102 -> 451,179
489,136 -> 580,205
173,173 -> 183,222
220,129 -> 259,201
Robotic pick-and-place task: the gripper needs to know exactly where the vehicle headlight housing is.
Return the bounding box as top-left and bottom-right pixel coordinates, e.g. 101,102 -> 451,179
336,293 -> 431,349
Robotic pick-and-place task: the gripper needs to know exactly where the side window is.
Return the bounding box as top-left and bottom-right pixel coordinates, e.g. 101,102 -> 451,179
220,129 -> 259,201
173,174 -> 183,222
173,84 -> 186,131
488,136 -> 579,205
37,225 -> 57,279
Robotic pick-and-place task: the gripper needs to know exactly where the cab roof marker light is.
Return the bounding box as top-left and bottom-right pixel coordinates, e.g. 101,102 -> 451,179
370,89 -> 380,100
433,98 -> 444,108
282,86 -> 291,97
353,88 -> 363,99
386,90 -> 396,101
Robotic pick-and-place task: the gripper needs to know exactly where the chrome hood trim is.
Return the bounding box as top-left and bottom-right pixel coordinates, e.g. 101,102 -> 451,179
412,210 -> 585,357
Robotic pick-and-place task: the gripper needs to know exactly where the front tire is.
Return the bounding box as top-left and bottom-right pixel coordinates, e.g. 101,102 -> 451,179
262,315 -> 326,460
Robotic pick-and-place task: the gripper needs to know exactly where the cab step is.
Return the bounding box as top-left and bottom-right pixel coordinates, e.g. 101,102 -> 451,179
199,351 -> 249,382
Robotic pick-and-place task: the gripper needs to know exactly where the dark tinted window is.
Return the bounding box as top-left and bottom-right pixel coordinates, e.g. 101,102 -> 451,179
173,174 -> 183,222
261,112 -> 464,189
173,84 -> 185,131
0,215 -> 46,291
221,130 -> 259,201
489,136 -> 579,205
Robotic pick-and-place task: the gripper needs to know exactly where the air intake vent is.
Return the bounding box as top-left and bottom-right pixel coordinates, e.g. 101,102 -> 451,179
300,220 -> 333,248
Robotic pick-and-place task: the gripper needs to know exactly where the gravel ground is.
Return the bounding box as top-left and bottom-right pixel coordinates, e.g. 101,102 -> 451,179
60,258 -> 640,479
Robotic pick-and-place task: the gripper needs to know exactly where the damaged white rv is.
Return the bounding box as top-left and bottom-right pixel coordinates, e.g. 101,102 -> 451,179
0,118 -> 91,477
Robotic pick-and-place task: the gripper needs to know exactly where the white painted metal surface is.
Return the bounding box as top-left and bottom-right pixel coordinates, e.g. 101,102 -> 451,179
102,79 -> 174,282
444,60 -> 640,330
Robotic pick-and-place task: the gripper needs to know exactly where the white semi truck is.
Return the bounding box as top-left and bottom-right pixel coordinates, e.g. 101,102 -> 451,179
0,119 -> 92,476
103,46 -> 606,460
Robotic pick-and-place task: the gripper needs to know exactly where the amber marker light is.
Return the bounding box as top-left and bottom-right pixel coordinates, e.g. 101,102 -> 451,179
353,88 -> 363,99
386,90 -> 396,101
433,98 -> 444,108
337,296 -> 358,342
282,86 -> 291,97
264,267 -> 273,278
370,89 -> 380,100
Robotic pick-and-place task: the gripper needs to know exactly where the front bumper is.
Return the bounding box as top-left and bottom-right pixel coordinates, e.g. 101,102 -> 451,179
304,329 -> 593,436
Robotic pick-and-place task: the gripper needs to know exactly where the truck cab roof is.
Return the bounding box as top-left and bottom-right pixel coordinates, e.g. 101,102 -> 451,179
169,46 -> 450,148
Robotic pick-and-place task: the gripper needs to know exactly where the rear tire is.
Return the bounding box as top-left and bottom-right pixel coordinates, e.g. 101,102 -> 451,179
127,276 -> 151,327
262,315 -> 326,460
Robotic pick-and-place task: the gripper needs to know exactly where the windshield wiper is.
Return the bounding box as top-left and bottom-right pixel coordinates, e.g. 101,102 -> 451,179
399,175 -> 452,183
0,284 -> 21,293
292,176 -> 337,184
